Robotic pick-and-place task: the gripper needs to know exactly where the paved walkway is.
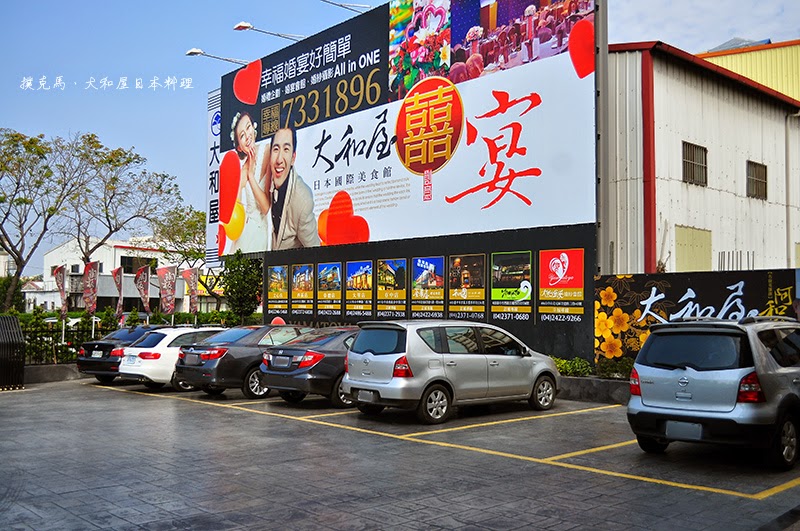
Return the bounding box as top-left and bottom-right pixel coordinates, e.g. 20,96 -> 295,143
1,380 -> 799,530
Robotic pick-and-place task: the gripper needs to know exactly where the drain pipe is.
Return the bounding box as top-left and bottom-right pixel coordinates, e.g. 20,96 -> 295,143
786,109 -> 800,268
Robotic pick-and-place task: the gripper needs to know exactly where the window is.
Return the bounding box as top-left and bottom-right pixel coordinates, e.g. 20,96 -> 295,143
479,327 -> 523,356
760,329 -> 800,368
350,328 -> 407,355
70,264 -> 80,274
444,327 -> 480,354
131,332 -> 166,348
259,327 -> 301,346
746,160 -> 767,200
682,141 -> 707,186
417,328 -> 443,353
639,332 -> 752,370
121,255 -> 156,274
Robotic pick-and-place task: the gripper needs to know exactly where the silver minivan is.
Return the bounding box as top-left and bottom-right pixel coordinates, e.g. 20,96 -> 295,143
628,316 -> 800,469
342,320 -> 561,424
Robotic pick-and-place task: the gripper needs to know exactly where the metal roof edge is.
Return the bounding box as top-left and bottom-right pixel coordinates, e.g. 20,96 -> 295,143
609,41 -> 800,111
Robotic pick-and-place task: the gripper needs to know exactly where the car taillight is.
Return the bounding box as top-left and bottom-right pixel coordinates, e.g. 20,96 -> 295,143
78,347 -> 85,356
629,367 -> 641,396
178,351 -> 186,360
344,352 -> 348,374
138,352 -> 161,360
737,371 -> 765,403
297,351 -> 325,369
392,356 -> 413,378
110,348 -> 124,358
262,351 -> 272,363
199,348 -> 228,361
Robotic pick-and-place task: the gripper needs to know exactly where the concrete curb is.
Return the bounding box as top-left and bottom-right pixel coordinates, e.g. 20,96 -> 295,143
559,375 -> 630,405
25,363 -> 91,385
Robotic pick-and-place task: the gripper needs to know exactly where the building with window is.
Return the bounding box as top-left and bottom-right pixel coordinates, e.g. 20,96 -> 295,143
600,41 -> 800,274
29,237 -> 188,314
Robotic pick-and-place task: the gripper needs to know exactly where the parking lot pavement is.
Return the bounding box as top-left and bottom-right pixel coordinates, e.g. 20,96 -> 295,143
2,381 -> 800,530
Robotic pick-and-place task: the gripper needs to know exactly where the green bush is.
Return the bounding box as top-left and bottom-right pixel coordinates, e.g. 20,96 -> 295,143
596,356 -> 635,380
552,356 -> 594,377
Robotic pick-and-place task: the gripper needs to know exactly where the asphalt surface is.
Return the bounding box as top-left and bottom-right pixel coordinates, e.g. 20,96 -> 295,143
2,379 -> 800,530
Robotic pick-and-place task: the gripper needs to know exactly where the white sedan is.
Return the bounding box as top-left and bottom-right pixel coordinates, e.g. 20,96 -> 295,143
119,326 -> 226,390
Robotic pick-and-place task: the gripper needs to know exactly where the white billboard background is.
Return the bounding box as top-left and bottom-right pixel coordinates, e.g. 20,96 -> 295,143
295,52 -> 595,243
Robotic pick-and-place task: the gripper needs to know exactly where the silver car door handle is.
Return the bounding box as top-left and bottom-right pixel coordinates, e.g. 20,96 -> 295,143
793,378 -> 800,385
489,361 -> 500,367
446,361 -> 457,366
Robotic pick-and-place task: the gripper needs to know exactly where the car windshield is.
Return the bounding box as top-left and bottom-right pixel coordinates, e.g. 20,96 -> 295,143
102,327 -> 152,342
350,328 -> 407,355
130,332 -> 166,348
200,327 -> 258,344
284,328 -> 350,346
638,331 -> 752,370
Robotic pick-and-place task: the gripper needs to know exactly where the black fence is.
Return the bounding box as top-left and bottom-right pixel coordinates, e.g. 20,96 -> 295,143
24,326 -> 114,365
0,315 -> 25,390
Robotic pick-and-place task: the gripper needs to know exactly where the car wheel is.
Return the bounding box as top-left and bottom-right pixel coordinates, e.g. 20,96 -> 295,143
528,375 -> 556,411
329,374 -> 355,409
95,375 -> 116,384
637,435 -> 670,454
279,390 -> 308,404
769,414 -> 798,470
416,384 -> 452,424
357,403 -> 384,416
242,366 -> 270,399
202,386 -> 225,396
143,381 -> 165,390
171,374 -> 195,392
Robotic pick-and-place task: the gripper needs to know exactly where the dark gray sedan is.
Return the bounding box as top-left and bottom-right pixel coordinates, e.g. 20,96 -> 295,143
259,326 -> 360,408
175,324 -> 313,398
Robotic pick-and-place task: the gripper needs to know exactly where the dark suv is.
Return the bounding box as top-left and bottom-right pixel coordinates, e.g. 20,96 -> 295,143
627,316 -> 800,469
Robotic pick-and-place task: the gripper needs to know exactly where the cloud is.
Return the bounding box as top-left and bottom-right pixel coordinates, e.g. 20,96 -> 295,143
608,0 -> 800,53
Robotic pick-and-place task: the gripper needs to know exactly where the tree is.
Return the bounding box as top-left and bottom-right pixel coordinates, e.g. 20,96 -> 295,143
0,129 -> 88,311
220,250 -> 262,324
58,134 -> 182,264
152,204 -> 224,310
0,276 -> 24,312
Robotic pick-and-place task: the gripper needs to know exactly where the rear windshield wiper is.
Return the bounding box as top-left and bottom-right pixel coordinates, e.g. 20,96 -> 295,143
651,361 -> 688,370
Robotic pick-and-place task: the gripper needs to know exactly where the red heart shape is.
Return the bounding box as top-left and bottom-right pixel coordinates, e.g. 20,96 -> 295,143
219,150 -> 241,224
319,191 -> 370,245
233,60 -> 261,105
217,224 -> 227,257
568,19 -> 595,79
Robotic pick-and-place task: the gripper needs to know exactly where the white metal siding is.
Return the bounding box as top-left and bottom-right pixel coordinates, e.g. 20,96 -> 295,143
603,51 -> 645,274
652,56 -> 800,272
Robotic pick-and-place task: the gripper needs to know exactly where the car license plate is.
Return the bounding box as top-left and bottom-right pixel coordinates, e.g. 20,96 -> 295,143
272,356 -> 291,368
124,355 -> 137,365
357,390 -> 375,402
665,421 -> 702,441
184,354 -> 199,365
91,350 -> 103,358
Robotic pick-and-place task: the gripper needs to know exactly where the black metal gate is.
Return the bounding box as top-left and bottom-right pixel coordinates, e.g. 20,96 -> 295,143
0,315 -> 25,390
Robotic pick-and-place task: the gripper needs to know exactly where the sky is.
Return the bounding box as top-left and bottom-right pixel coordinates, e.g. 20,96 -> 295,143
2,0 -> 798,275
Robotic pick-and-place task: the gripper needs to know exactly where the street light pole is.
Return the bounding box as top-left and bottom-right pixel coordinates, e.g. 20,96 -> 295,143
185,48 -> 248,66
320,0 -> 371,13
233,22 -> 306,42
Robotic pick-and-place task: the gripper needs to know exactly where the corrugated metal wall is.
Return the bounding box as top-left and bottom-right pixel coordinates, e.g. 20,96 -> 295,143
652,55 -> 800,272
603,51 -> 645,274
702,44 -> 800,102
602,49 -> 800,275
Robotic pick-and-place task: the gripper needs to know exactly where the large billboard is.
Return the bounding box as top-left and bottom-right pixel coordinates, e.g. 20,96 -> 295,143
208,0 -> 597,256
206,0 -> 599,358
